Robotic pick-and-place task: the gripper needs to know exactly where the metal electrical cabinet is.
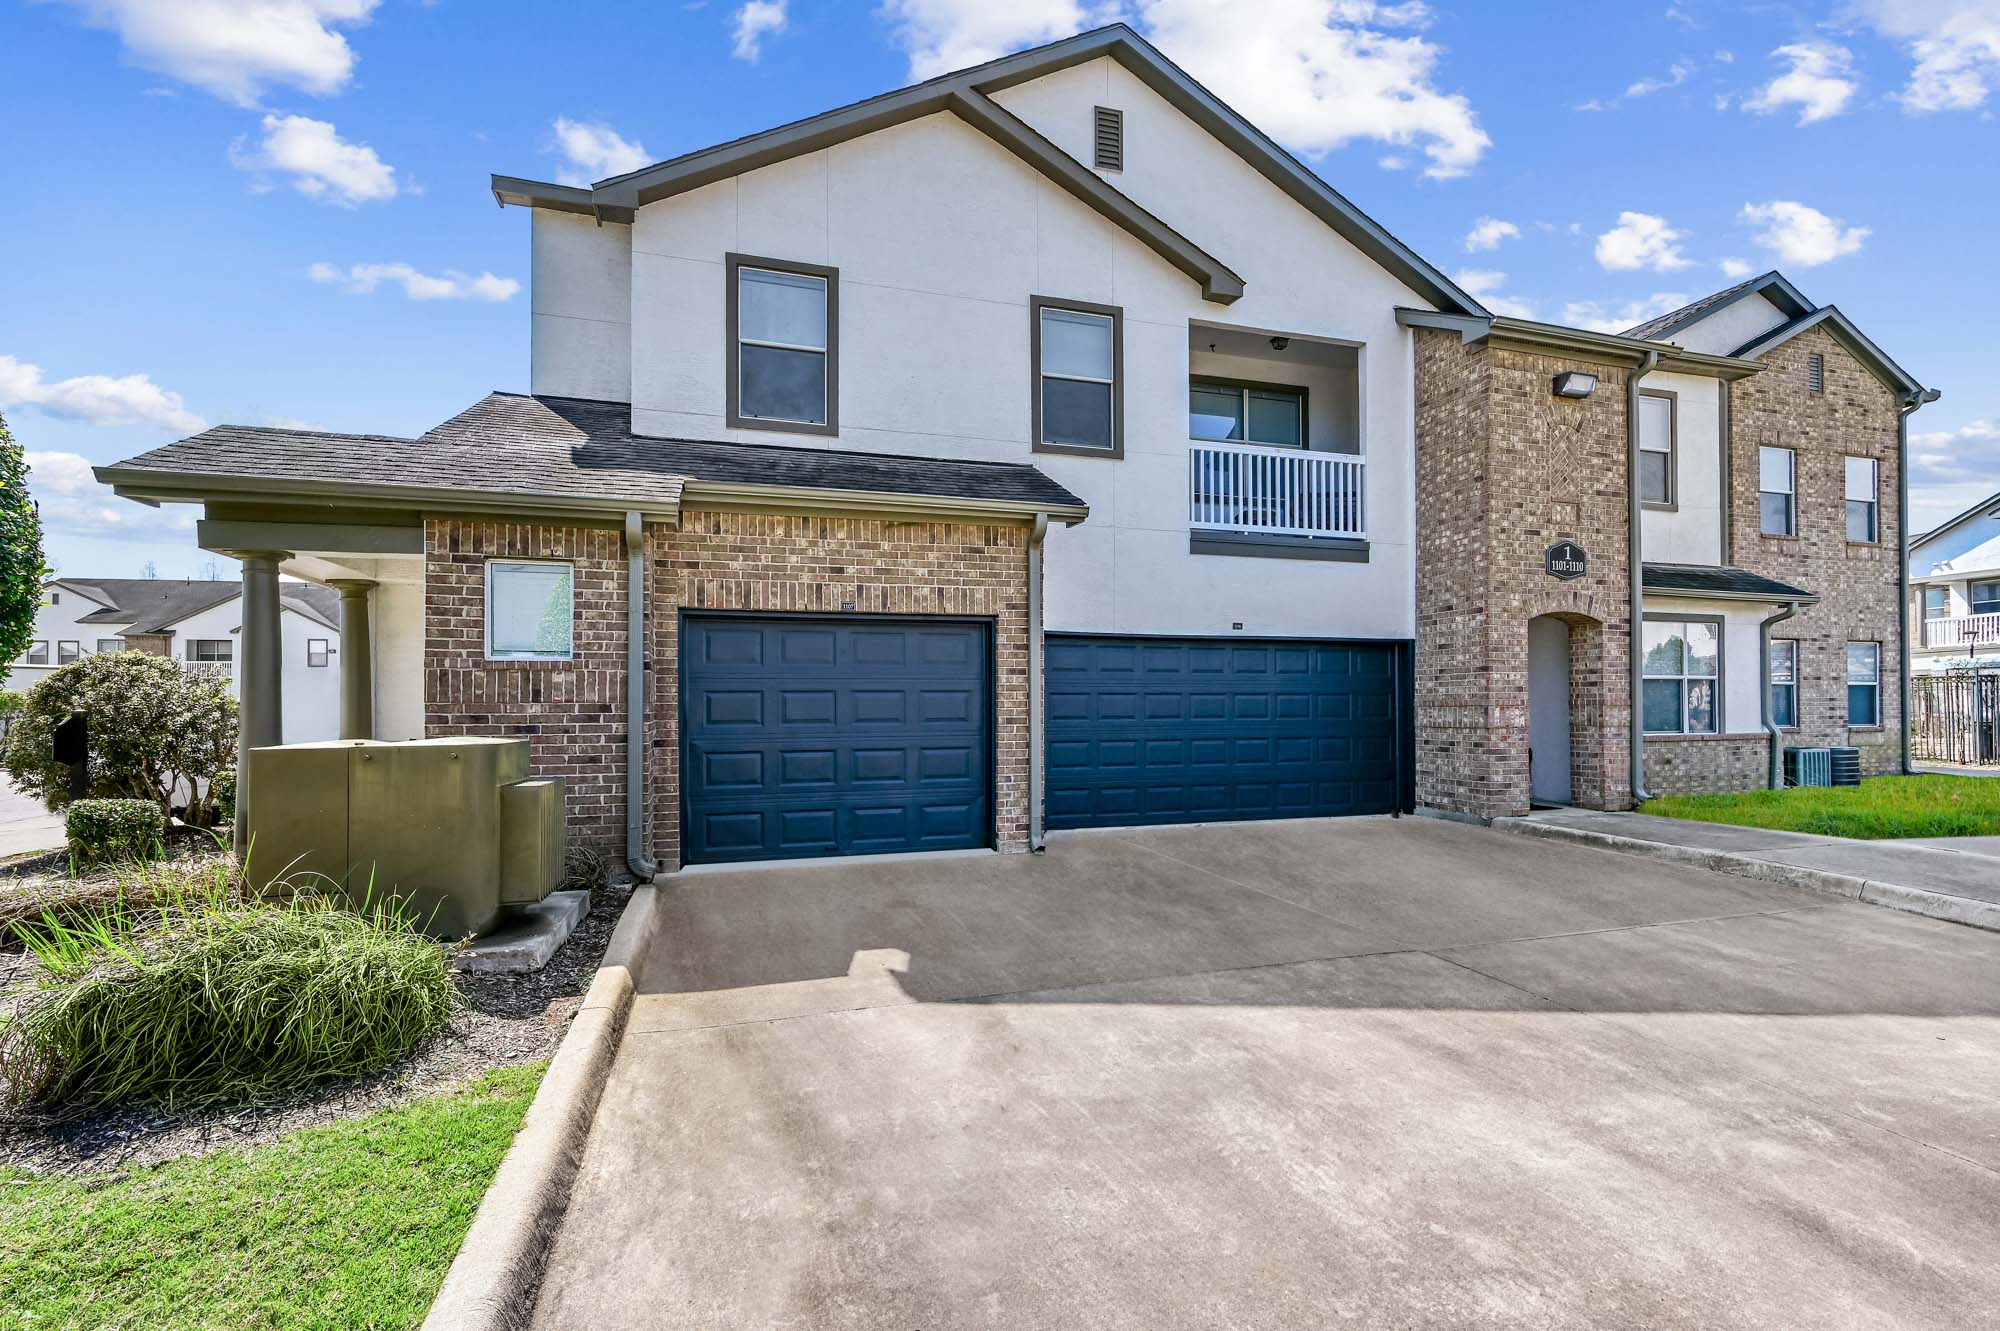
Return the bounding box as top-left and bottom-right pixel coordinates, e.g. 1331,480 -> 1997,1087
246,736 -> 565,937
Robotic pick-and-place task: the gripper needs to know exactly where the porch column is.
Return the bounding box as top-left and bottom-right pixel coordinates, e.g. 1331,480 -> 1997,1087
328,579 -> 376,741
234,551 -> 289,852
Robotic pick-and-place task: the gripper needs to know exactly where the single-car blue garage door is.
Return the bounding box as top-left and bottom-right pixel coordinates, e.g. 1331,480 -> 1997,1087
680,615 -> 992,863
1046,635 -> 1402,830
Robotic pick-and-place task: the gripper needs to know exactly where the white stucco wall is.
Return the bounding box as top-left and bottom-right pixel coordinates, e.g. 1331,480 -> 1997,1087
372,574 -> 426,741
1672,292 -> 1790,357
605,57 -> 1429,642
161,597 -> 341,744
3,582 -> 116,691
533,209 -> 633,401
1639,371 -> 1725,566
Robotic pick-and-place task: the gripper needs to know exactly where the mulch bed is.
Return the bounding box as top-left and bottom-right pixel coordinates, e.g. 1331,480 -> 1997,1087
0,870 -> 635,1178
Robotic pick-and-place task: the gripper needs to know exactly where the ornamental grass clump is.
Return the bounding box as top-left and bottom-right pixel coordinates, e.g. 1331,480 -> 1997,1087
1,870 -> 459,1111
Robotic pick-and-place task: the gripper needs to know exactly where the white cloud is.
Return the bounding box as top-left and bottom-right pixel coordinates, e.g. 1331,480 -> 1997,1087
731,0 -> 787,60
1741,200 -> 1869,266
1594,211 -> 1691,272
1719,256 -> 1756,278
308,262 -> 519,301
879,0 -> 1492,178
1560,293 -> 1691,335
1462,216 -> 1520,252
551,117 -> 652,187
231,113 -> 396,206
1842,0 -> 2000,112
1742,41 -> 1858,123
1453,268 -> 1534,319
24,451 -> 196,541
1626,58 -> 1696,97
0,356 -> 204,432
51,0 -> 378,106
1911,420 -> 2000,494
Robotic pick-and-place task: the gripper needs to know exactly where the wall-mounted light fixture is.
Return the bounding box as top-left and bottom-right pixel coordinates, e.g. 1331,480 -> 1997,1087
1269,336 -> 1290,351
1552,370 -> 1598,399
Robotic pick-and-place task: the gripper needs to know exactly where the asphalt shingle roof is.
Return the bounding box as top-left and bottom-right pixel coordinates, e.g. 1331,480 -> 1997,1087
1621,278 -> 1762,341
54,578 -> 342,634
109,393 -> 1086,513
1643,563 -> 1816,601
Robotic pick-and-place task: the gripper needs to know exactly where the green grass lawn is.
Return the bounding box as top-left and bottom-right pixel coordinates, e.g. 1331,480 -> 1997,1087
1641,775 -> 2000,840
0,1063 -> 543,1331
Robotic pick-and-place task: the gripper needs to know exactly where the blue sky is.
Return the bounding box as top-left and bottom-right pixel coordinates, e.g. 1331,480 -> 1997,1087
5,0 -> 1998,578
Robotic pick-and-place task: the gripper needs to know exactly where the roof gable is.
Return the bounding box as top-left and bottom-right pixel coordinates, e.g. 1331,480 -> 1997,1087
1623,271 -> 1815,343
1729,306 -> 1929,399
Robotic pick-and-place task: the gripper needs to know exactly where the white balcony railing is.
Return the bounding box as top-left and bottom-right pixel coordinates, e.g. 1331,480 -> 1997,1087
1923,612 -> 2000,650
1188,442 -> 1365,540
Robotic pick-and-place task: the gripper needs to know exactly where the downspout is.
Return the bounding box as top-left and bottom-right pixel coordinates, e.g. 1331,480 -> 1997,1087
1896,388 -> 1941,774
1760,601 -> 1800,789
1628,349 -> 1661,805
1028,513 -> 1049,852
625,511 -> 658,881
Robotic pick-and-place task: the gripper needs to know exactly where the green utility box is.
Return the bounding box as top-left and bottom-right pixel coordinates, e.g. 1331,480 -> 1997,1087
246,737 -> 566,937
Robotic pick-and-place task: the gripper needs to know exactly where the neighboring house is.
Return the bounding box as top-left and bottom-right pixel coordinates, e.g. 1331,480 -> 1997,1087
91,25 -> 1934,874
5,578 -> 344,743
1908,491 -> 2000,673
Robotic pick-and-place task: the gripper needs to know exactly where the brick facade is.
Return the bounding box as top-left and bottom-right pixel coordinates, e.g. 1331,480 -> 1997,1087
1727,324 -> 1905,775
1643,735 -> 1769,796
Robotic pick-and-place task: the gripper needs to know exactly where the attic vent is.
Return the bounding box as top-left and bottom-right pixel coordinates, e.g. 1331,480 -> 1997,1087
1093,106 -> 1123,171
1807,352 -> 1825,395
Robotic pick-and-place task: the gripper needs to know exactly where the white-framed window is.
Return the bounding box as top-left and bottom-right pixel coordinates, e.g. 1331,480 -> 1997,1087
187,640 -> 233,664
1642,619 -> 1720,734
1638,390 -> 1675,506
95,638 -> 122,654
1188,380 -> 1306,448
485,560 -> 574,662
1759,446 -> 1795,537
307,638 -> 330,667
1769,639 -> 1798,729
1845,456 -> 1879,543
1923,587 -> 1950,620
1032,297 -> 1121,456
729,257 -> 835,430
1846,642 -> 1881,726
57,640 -> 80,664
1970,580 -> 2000,617
26,641 -> 48,665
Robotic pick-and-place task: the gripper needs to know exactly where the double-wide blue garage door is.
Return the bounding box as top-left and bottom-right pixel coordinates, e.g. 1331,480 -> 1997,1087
680,616 -> 992,863
1046,635 -> 1402,830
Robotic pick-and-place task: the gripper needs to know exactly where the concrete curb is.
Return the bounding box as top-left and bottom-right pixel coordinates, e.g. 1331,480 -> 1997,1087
1493,817 -> 2000,933
421,885 -> 664,1331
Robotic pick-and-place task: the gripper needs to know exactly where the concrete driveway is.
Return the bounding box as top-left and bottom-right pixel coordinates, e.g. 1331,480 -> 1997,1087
531,817 -> 2000,1330
0,777 -> 64,859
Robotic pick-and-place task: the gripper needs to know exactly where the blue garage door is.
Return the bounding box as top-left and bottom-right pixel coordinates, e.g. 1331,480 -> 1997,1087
1046,635 -> 1400,830
681,616 -> 992,863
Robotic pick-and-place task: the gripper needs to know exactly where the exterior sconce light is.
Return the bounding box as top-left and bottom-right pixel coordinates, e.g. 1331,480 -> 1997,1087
1269,336 -> 1290,351
1552,371 -> 1597,399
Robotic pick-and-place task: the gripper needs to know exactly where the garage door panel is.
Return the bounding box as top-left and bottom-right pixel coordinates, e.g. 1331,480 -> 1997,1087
682,617 -> 991,863
1046,635 -> 1401,830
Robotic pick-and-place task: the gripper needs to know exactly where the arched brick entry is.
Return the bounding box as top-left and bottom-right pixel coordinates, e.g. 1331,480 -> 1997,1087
1524,611 -> 1625,813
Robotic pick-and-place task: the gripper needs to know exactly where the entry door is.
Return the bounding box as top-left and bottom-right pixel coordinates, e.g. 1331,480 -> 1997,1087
1528,617 -> 1573,805
1045,635 -> 1401,830
681,616 -> 992,863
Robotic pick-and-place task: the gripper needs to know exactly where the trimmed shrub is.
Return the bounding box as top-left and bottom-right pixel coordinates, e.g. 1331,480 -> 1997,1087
65,798 -> 166,868
2,881 -> 459,1110
3,651 -> 236,820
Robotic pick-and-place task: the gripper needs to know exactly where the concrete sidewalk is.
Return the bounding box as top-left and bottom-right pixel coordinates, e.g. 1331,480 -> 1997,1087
0,778 -> 64,860
1500,808 -> 2000,932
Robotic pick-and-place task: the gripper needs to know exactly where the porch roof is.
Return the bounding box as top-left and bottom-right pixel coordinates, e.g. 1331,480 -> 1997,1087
1643,563 -> 1818,603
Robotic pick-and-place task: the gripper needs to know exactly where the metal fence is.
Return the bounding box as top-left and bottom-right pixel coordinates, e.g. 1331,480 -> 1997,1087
1911,672 -> 2000,766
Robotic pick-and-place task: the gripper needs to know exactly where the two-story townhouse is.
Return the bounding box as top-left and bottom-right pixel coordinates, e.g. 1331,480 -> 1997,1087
1909,491 -> 2000,673
5,577 -> 345,743
91,25 -> 1933,874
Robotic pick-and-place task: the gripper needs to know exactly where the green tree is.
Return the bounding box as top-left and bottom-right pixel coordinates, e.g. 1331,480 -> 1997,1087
0,410 -> 47,667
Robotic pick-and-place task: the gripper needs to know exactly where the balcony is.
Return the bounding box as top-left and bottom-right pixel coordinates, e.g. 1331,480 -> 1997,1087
1188,441 -> 1365,541
1922,612 -> 2000,650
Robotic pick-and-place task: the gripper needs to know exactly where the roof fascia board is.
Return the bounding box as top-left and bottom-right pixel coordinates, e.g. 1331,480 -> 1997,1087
1731,306 -> 1926,397
1394,309 -> 1763,378
194,518 -> 425,557
1641,583 -> 1820,605
677,478 -> 1088,525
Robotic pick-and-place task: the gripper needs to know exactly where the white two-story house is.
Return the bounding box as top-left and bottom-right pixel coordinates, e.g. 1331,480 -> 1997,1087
95,25 -> 1932,874
1909,492 -> 2000,672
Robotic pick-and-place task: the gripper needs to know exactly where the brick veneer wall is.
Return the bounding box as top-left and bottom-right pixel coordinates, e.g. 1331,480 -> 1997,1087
1728,324 -> 1905,775
645,510 -> 1033,871
1644,735 -> 1769,796
425,520 -> 630,858
1413,329 -> 1634,820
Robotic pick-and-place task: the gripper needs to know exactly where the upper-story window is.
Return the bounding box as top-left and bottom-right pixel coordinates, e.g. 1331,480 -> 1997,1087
1759,446 -> 1795,537
1638,390 -> 1675,508
187,640 -> 233,664
1031,297 -> 1122,458
1845,456 -> 1878,543
1189,380 -> 1305,448
95,638 -> 122,654
57,641 -> 80,665
1642,618 -> 1719,735
727,254 -> 838,435
307,639 -> 330,667
1923,587 -> 1950,619
1972,580 -> 2000,617
26,641 -> 47,665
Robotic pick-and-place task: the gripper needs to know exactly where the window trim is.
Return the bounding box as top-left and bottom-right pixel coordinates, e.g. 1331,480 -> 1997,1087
1846,640 -> 1882,728
1637,387 -> 1678,512
1844,454 -> 1880,545
25,641 -> 47,665
95,638 -> 123,655
186,639 -> 233,665
1758,444 -> 1796,539
56,640 -> 81,665
1641,613 -> 1724,735
1970,580 -> 2000,618
1768,638 -> 1799,731
307,638 -> 330,668
1922,587 -> 1951,620
1188,376 -> 1310,449
725,252 -> 840,437
484,558 -> 576,664
1030,294 -> 1124,460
